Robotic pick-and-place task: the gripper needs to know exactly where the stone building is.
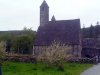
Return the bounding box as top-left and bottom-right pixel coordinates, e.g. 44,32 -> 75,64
33,0 -> 82,57
82,38 -> 100,58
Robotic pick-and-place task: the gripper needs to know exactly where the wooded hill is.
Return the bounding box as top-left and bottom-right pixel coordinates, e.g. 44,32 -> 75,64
81,22 -> 100,38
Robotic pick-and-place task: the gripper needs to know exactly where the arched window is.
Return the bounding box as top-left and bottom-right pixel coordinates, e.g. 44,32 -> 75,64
42,7 -> 44,11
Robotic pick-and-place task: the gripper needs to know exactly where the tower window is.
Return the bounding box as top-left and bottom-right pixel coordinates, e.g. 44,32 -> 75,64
42,7 -> 44,11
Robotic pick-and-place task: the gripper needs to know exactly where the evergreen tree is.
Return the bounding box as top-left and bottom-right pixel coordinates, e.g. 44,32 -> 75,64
89,24 -> 95,38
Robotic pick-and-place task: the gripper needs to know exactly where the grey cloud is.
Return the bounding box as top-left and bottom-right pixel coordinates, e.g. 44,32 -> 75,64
0,0 -> 100,31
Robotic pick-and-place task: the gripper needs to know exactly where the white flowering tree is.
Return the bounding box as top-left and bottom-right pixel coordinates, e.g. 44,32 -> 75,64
0,41 -> 6,75
36,41 -> 71,69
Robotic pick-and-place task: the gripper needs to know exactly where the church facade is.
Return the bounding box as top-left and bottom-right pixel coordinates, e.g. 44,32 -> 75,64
33,0 -> 82,57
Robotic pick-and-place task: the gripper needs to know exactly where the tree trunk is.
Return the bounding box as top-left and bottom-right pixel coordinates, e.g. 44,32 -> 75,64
0,66 -> 2,75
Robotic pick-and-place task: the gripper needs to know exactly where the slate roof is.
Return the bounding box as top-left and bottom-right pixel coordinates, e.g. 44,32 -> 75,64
82,38 -> 96,48
82,38 -> 100,49
34,19 -> 81,46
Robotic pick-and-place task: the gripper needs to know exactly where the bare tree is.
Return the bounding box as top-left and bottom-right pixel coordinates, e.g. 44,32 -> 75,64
36,41 -> 71,67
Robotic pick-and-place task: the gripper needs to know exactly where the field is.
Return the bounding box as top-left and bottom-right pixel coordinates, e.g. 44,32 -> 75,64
2,61 -> 94,75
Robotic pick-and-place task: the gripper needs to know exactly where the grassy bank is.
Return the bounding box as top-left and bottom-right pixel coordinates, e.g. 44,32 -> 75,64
2,61 -> 94,75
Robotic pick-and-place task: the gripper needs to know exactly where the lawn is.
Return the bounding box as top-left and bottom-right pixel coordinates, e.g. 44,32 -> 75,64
2,61 -> 94,75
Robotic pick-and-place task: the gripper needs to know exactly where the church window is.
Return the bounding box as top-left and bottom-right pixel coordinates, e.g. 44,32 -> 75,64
42,7 -> 44,11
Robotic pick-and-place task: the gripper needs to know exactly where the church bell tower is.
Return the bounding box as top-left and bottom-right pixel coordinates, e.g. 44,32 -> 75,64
40,0 -> 49,26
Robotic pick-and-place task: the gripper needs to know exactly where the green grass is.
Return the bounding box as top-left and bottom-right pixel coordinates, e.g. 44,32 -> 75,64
2,61 -> 94,75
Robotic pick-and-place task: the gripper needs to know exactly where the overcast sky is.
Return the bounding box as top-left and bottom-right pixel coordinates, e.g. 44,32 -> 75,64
0,0 -> 100,31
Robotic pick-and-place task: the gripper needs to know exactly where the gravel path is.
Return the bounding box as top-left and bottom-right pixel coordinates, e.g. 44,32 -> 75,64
80,63 -> 100,75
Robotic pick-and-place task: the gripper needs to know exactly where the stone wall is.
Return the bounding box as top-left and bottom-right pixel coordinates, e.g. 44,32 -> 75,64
33,45 -> 82,58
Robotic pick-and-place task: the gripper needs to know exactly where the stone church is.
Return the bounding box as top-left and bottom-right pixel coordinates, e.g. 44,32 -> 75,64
33,0 -> 82,57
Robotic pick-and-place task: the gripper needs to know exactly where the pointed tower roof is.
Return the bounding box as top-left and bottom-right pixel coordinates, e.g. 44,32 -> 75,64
40,0 -> 49,7
51,15 -> 56,21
